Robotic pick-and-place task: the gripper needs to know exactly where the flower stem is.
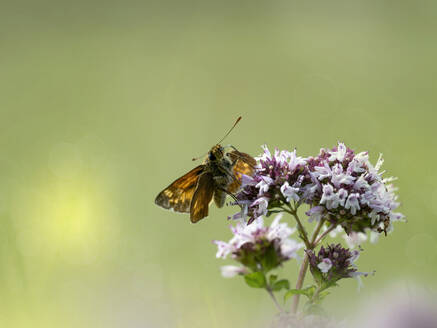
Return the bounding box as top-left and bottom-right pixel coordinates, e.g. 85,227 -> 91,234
281,205 -> 311,248
291,218 -> 325,314
313,224 -> 337,246
291,254 -> 309,314
266,286 -> 283,313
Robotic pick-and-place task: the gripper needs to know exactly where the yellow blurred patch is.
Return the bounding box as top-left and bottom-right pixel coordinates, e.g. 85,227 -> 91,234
11,149 -> 119,265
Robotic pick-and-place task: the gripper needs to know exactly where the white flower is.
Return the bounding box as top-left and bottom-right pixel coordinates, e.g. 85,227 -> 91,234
320,184 -> 336,209
288,149 -> 307,172
318,258 -> 333,273
267,213 -> 295,241
251,197 -> 269,217
334,188 -> 348,208
281,181 -> 300,202
319,185 -> 348,209
281,238 -> 303,260
345,193 -> 361,215
220,265 -> 248,278
374,153 -> 384,171
350,271 -> 366,291
258,144 -> 272,162
306,206 -> 326,223
390,212 -> 405,222
314,163 -> 332,180
328,142 -> 347,162
331,163 -> 356,188
214,240 -> 232,259
353,175 -> 370,192
229,218 -> 264,249
256,176 -> 273,195
328,225 -> 344,238
343,232 -> 368,249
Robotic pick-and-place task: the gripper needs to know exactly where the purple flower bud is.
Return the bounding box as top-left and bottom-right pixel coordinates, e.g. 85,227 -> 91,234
307,244 -> 370,286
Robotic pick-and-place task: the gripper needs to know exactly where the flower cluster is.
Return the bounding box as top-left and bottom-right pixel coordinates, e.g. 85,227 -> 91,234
306,244 -> 368,287
234,143 -> 404,236
213,142 -> 405,317
214,214 -> 302,277
305,143 -> 405,234
234,145 -> 307,222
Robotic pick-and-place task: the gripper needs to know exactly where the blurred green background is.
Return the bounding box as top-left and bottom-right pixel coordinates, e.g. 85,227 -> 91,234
1,0 -> 436,327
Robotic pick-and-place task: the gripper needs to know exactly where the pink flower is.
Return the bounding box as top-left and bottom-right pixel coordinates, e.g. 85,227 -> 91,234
214,214 -> 303,274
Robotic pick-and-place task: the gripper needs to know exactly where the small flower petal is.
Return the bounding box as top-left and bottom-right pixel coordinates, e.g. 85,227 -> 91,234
318,258 -> 333,273
220,265 -> 248,278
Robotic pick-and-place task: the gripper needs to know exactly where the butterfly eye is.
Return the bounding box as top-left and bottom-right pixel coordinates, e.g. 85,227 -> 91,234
208,153 -> 216,161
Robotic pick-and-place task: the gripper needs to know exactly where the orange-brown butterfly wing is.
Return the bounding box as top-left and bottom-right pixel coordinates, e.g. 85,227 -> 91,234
190,172 -> 215,223
155,165 -> 204,213
227,151 -> 256,193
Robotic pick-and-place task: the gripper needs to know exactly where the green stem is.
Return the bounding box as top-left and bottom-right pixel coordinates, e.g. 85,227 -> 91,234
291,254 -> 309,314
281,205 -> 311,248
291,218 -> 325,314
313,224 -> 337,246
266,285 -> 283,313
311,286 -> 321,304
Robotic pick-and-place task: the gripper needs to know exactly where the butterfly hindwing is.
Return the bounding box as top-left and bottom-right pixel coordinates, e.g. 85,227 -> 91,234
190,172 -> 215,223
155,165 -> 204,213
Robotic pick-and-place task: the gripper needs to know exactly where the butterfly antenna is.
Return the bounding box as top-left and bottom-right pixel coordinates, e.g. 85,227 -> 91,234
192,116 -> 242,161
216,116 -> 242,145
192,152 -> 207,161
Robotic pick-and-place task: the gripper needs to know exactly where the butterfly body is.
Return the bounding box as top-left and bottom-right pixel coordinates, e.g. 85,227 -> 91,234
155,144 -> 255,223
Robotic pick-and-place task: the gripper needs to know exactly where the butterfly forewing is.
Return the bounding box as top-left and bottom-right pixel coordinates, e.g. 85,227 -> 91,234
227,150 -> 256,193
155,165 -> 204,213
190,173 -> 215,223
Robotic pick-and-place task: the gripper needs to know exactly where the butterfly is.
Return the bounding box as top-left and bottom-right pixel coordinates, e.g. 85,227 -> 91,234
155,117 -> 256,223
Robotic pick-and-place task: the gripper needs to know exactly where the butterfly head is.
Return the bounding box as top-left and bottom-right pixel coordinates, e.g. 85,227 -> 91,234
207,144 -> 225,162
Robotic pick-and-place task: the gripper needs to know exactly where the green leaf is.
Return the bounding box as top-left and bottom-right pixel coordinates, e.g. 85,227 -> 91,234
305,285 -> 316,299
272,279 -> 290,291
321,280 -> 339,291
284,289 -> 305,303
318,290 -> 330,301
284,286 -> 316,302
269,274 -> 278,285
244,272 -> 266,288
260,244 -> 279,272
311,267 -> 324,286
